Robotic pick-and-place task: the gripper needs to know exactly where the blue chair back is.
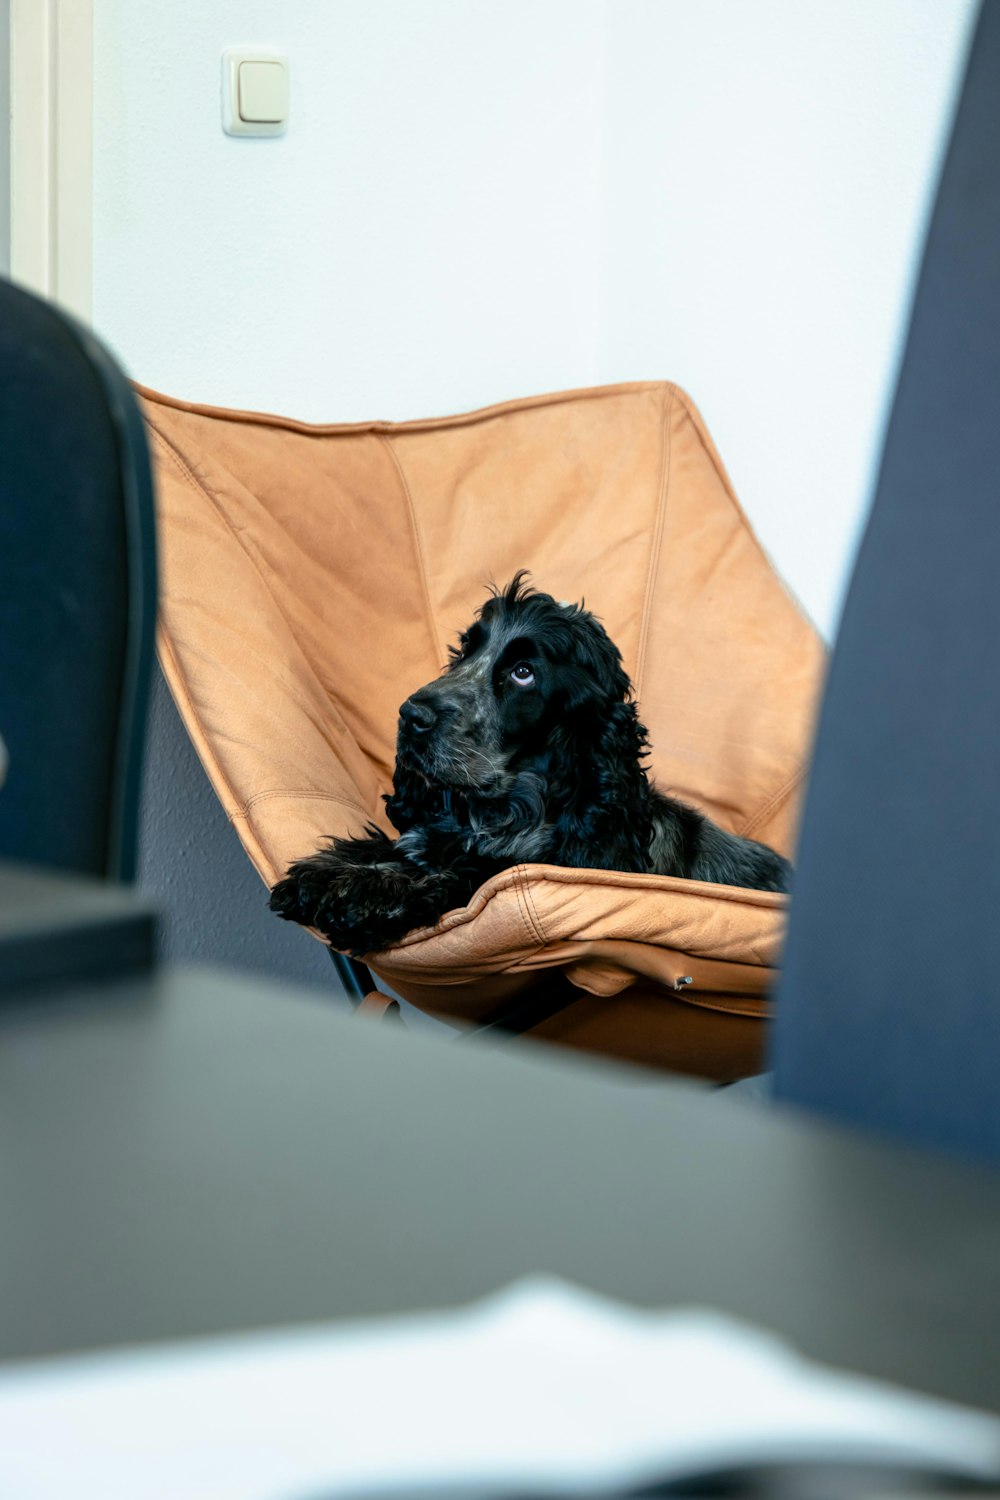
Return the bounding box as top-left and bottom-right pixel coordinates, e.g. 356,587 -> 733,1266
0,280 -> 157,882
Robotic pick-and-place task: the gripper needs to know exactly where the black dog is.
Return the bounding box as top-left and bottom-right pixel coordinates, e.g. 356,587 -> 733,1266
270,574 -> 791,955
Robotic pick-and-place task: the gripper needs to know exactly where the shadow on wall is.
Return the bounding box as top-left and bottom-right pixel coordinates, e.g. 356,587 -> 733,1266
137,667 -> 350,999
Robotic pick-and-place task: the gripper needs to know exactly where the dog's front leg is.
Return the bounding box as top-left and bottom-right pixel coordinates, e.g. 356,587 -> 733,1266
269,826 -> 485,957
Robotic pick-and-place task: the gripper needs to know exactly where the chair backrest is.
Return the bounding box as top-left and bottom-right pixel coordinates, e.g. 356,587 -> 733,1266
0,279 -> 158,882
772,1 -> 1000,1163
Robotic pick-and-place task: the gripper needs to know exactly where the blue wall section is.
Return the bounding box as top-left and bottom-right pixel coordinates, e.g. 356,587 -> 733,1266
137,668 -> 350,999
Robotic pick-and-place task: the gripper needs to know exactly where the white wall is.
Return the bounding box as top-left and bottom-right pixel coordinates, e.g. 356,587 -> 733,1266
600,0 -> 976,636
93,0 -> 608,420
91,0 -> 976,981
94,0 -> 977,639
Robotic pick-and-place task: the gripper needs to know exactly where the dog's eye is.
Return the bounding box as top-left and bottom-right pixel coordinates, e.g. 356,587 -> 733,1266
509,663 -> 535,687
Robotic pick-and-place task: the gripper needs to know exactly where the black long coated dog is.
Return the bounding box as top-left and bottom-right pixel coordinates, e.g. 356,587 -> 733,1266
270,574 -> 791,955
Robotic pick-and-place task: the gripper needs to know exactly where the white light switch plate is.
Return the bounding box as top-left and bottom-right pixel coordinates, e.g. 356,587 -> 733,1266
221,49 -> 289,137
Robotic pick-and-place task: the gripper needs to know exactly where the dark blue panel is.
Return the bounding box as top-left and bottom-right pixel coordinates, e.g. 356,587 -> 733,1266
0,280 -> 156,882
772,3 -> 1000,1165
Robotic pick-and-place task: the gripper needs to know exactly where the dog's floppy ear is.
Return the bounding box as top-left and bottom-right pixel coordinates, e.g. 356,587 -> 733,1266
560,605 -> 632,711
546,696 -> 654,871
543,608 -> 654,871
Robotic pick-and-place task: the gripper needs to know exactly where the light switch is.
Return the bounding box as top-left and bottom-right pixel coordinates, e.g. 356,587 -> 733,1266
222,50 -> 289,137
239,61 -> 287,123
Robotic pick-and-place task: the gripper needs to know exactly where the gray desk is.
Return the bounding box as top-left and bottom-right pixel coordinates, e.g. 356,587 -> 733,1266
1,962 -> 1000,1417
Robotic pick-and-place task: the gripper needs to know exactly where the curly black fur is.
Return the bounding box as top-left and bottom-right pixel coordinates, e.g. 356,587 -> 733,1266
270,573 -> 791,955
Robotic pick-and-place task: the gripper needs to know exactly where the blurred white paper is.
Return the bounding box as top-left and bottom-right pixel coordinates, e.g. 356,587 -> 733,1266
0,1276 -> 998,1500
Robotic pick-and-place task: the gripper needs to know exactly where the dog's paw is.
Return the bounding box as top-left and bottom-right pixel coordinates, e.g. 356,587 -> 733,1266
269,856 -> 426,957
269,866 -> 326,928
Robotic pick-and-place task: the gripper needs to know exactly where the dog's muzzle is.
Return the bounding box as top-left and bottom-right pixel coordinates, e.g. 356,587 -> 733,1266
399,692 -> 438,735
396,680 -> 505,791
396,687 -> 458,774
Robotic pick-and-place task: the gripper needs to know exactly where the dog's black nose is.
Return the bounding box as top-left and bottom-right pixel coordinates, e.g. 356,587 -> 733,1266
400,695 -> 436,734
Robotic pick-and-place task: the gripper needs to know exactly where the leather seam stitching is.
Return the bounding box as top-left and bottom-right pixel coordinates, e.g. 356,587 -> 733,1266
379,434 -> 446,665
739,763 -> 808,841
635,385 -> 675,697
240,789 -> 371,815
516,867 -> 549,947
136,379 -> 672,437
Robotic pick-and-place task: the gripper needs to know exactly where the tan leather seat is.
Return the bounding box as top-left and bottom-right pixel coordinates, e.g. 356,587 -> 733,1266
141,381 -> 824,1080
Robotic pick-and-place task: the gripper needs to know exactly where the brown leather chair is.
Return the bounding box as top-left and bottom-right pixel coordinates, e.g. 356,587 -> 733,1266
141,380 -> 823,1080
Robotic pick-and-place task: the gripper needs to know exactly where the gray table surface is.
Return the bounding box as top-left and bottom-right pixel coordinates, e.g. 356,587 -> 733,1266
1,963 -> 1000,1416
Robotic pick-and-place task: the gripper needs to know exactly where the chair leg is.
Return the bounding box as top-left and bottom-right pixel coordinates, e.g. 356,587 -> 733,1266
327,946 -> 376,1005
335,957 -> 576,1040
454,975 -> 580,1041
356,991 -> 403,1024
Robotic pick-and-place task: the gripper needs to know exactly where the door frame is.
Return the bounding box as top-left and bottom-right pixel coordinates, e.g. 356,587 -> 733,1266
9,0 -> 93,323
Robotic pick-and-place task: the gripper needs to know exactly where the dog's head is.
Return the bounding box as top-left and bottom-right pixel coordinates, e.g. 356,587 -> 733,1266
393,572 -> 632,794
